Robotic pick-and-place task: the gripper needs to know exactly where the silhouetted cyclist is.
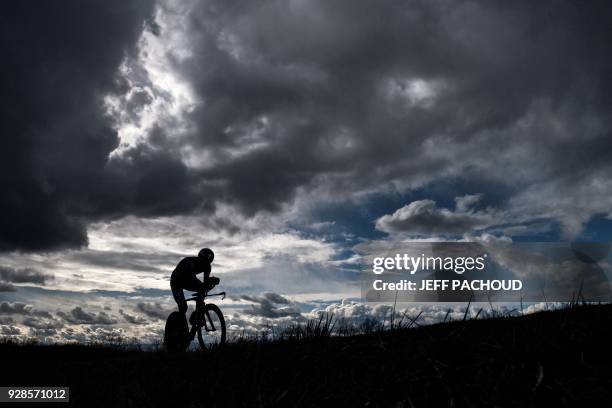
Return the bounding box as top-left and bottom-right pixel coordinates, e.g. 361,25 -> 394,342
171,248 -> 220,323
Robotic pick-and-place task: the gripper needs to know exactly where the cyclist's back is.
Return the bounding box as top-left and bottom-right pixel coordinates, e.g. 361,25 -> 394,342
172,257 -> 210,289
170,248 -> 217,314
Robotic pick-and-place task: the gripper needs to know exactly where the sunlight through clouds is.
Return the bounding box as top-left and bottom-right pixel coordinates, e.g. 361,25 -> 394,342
106,0 -> 198,156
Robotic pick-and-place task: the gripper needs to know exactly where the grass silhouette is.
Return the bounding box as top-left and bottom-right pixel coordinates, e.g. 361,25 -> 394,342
1,303 -> 611,407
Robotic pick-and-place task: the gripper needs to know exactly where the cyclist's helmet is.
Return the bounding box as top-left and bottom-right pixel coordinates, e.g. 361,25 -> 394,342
198,248 -> 214,263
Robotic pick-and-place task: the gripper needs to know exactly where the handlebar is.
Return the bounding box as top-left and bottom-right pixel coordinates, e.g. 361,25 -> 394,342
186,291 -> 226,302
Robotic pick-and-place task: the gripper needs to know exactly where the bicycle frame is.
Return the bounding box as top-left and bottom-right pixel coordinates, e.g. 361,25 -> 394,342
185,291 -> 226,341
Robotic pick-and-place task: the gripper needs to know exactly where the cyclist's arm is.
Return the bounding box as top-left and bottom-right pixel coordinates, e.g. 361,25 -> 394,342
182,274 -> 204,292
201,263 -> 211,280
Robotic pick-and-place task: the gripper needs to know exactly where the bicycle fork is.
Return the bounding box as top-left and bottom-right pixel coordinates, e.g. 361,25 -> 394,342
201,309 -> 217,332
195,301 -> 217,332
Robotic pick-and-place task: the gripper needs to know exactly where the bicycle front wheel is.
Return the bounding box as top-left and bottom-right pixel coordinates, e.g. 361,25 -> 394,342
197,303 -> 226,349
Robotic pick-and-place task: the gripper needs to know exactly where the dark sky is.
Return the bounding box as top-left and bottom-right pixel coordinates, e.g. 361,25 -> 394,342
0,0 -> 611,342
2,0 -> 612,252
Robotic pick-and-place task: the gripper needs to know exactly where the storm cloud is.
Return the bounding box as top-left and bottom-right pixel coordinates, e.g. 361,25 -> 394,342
0,1 -> 157,250
0,325 -> 21,336
1,0 -> 611,252
22,316 -> 64,330
57,307 -> 118,325
0,282 -> 15,292
0,267 -> 53,285
0,302 -> 32,315
119,309 -> 148,325
375,196 -> 498,236
136,302 -> 169,320
240,292 -> 301,318
145,0 -> 612,238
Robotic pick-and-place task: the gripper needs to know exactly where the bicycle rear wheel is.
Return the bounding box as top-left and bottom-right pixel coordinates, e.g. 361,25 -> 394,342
164,311 -> 189,352
197,303 -> 226,349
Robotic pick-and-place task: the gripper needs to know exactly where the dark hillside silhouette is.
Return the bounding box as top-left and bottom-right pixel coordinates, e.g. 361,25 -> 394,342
2,304 -> 612,407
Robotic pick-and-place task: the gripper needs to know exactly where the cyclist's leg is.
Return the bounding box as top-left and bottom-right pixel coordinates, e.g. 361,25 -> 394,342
171,281 -> 187,314
181,277 -> 205,325
183,276 -> 206,293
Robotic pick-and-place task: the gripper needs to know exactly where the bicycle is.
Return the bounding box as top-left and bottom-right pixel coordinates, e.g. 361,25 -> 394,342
164,289 -> 227,351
